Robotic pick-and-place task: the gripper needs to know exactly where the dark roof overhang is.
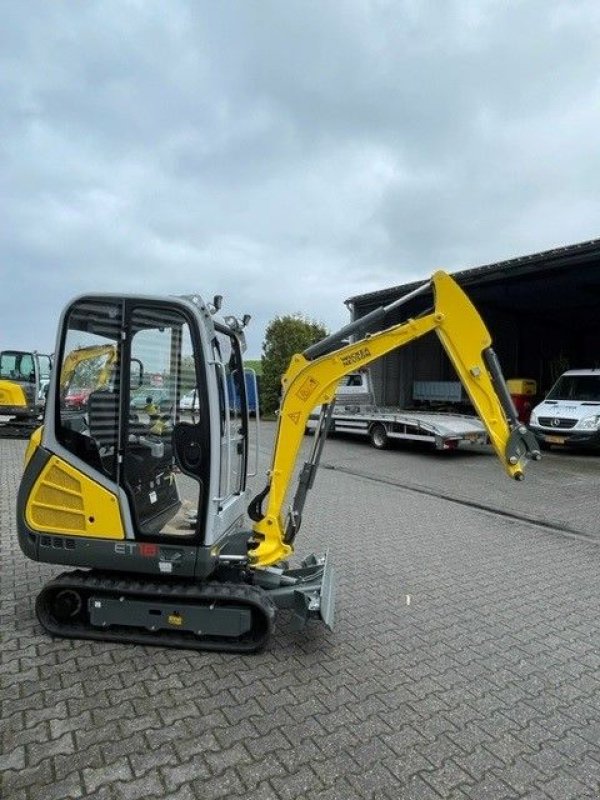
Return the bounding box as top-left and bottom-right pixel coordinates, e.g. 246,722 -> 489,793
345,238 -> 600,307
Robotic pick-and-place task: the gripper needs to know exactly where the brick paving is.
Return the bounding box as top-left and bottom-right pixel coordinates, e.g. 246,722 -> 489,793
2,431 -> 600,799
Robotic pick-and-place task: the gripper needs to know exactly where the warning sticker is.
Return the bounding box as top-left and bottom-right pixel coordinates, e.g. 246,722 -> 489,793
288,412 -> 301,425
295,377 -> 319,402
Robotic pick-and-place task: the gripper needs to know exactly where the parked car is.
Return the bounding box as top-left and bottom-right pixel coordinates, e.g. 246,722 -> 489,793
180,389 -> 200,412
529,369 -> 600,449
64,388 -> 92,409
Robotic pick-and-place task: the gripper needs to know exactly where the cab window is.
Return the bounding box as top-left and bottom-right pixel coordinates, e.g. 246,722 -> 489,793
56,301 -> 123,481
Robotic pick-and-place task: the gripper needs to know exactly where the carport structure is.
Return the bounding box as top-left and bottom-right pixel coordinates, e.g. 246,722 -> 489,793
346,239 -> 600,408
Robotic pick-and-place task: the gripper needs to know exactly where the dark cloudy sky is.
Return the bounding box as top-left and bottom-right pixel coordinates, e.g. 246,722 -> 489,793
2,1 -> 600,357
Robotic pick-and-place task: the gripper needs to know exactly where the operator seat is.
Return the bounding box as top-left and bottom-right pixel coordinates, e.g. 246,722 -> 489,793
85,389 -> 120,477
87,390 -> 119,451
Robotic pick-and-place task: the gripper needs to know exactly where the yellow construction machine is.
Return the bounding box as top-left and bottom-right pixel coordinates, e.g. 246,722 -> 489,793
17,272 -> 540,652
0,350 -> 52,438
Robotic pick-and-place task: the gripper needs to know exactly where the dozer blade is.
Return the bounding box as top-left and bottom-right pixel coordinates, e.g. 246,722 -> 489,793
35,570 -> 276,653
256,551 -> 336,632
319,552 -> 336,629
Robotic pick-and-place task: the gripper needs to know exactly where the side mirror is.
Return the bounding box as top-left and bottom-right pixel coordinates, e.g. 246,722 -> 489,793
130,358 -> 144,389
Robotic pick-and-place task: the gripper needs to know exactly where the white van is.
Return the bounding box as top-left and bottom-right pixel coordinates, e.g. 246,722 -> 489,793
529,369 -> 600,449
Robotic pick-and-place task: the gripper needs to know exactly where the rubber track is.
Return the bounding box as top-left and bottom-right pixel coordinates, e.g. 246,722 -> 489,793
36,569 -> 276,653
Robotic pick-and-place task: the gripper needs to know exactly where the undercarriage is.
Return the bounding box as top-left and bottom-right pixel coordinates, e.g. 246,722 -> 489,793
34,553 -> 335,653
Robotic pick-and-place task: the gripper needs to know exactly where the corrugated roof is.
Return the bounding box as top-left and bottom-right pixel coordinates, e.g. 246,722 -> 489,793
345,238 -> 600,306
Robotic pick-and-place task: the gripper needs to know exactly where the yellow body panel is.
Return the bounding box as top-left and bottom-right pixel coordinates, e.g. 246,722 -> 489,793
26,456 -> 124,539
0,380 -> 27,407
251,270 -> 531,567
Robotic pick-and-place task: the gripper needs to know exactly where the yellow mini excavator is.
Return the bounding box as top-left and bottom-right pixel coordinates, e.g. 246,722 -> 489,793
17,272 -> 540,652
0,350 -> 52,438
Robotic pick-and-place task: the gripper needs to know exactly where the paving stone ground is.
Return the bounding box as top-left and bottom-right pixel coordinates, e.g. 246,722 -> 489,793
2,428 -> 600,800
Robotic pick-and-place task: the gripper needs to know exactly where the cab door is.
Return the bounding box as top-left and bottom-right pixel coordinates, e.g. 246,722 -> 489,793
120,302 -> 211,541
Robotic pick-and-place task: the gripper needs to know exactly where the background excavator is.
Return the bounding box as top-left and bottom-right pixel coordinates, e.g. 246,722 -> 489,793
17,271 -> 540,652
0,350 -> 52,438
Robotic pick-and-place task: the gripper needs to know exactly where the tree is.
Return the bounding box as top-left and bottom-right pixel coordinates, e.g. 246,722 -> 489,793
261,314 -> 328,414
244,359 -> 262,376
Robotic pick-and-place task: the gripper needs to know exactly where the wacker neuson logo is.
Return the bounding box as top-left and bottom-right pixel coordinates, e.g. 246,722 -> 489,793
341,347 -> 371,367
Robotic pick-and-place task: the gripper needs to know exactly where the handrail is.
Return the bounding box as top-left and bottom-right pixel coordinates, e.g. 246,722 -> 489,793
211,360 -> 231,502
245,368 -> 260,478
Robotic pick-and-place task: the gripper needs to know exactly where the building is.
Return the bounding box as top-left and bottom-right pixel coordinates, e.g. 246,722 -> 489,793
345,239 -> 600,408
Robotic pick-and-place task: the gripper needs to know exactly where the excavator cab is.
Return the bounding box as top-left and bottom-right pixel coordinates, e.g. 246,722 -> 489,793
20,294 -> 251,571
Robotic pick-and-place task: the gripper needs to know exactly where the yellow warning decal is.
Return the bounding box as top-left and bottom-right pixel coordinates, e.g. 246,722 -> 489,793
287,412 -> 301,425
168,614 -> 183,626
295,376 -> 319,402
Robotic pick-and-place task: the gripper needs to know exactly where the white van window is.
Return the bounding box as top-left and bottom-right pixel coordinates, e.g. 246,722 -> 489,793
547,375 -> 600,402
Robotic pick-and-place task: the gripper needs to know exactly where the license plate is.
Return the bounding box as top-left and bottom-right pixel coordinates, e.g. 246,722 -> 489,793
545,435 -> 565,444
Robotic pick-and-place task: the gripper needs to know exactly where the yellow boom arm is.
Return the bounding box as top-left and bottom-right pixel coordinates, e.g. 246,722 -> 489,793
59,344 -> 118,395
250,271 -> 540,567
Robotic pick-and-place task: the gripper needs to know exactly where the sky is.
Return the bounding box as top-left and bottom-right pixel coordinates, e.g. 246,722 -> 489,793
2,1 -> 600,358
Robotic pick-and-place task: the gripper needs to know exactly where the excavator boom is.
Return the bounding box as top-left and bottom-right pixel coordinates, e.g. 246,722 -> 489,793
59,344 -> 118,395
249,271 -> 540,566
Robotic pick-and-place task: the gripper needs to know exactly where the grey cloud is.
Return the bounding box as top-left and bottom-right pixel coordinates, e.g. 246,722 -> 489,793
2,1 -> 600,357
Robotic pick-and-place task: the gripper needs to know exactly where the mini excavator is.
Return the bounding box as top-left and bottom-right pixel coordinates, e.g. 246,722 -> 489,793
17,272 -> 540,652
0,350 -> 52,438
